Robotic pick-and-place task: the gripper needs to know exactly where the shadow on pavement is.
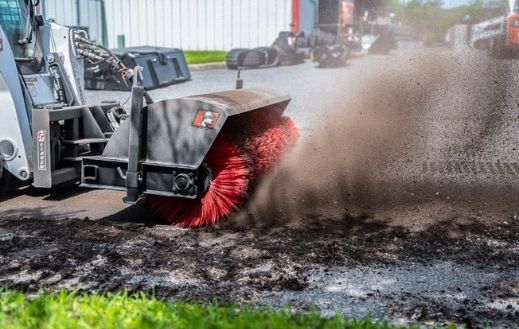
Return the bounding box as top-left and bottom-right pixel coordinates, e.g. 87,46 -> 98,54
99,202 -> 164,225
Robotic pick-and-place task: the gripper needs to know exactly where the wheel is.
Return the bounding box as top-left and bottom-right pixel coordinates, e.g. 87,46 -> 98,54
313,46 -> 346,68
226,48 -> 250,69
0,158 -> 6,196
0,158 -> 16,198
226,48 -> 268,69
240,51 -> 267,67
252,47 -> 279,66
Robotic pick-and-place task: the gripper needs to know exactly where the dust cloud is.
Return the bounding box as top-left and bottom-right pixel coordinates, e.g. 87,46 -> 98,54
231,49 -> 514,227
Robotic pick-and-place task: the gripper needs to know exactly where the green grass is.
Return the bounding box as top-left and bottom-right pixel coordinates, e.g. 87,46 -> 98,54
0,290 -> 439,329
184,51 -> 226,65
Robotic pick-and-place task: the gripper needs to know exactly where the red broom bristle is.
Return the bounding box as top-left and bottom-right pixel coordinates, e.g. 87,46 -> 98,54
146,111 -> 299,228
146,136 -> 250,228
240,113 -> 300,180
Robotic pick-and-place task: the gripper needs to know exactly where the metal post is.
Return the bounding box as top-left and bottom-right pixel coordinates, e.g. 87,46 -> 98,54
291,0 -> 300,32
124,84 -> 144,204
75,0 -> 80,28
99,0 -> 109,46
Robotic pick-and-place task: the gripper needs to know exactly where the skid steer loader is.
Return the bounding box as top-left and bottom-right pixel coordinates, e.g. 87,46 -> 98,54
0,0 -> 298,227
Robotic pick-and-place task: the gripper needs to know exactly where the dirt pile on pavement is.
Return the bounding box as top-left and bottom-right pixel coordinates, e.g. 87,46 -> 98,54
231,51 -> 516,227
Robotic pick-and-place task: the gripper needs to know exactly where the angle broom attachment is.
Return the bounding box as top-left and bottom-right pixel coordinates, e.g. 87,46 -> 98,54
146,110 -> 299,228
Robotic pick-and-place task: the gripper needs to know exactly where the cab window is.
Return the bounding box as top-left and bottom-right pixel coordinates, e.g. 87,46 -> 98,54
0,0 -> 29,58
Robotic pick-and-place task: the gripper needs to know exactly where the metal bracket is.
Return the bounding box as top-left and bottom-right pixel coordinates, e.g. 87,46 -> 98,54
82,164 -> 99,182
123,81 -> 144,204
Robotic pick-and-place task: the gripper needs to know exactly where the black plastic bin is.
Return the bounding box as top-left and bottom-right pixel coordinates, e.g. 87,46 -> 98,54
84,46 -> 191,91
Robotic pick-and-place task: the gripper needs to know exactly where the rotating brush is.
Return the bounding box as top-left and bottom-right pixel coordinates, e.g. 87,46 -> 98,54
146,136 -> 250,227
146,111 -> 299,228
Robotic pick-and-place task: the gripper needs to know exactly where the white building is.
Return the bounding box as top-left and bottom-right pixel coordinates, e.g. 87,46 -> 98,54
45,0 -> 292,50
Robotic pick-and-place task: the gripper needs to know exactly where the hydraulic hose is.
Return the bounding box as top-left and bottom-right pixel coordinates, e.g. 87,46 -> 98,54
75,36 -> 154,105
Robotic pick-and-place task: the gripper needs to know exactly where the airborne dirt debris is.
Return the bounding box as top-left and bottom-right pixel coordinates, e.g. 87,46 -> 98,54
0,48 -> 519,327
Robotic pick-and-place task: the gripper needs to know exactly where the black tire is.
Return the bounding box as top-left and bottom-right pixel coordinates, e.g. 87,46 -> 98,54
0,159 -> 17,198
252,47 -> 279,66
226,48 -> 249,70
241,51 -> 267,67
312,46 -> 332,67
312,45 -> 347,68
0,158 -> 5,196
226,48 -> 268,69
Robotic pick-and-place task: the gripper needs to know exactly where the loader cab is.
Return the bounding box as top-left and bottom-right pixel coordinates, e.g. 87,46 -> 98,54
0,0 -> 30,58
0,0 -> 43,72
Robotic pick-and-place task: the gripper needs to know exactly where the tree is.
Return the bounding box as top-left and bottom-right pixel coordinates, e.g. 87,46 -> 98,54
385,0 -> 489,44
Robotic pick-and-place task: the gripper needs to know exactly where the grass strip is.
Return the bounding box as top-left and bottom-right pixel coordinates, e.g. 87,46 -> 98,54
184,51 -> 227,64
0,289 -> 453,329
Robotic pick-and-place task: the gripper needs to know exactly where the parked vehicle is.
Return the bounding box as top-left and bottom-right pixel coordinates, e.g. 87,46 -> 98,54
471,0 -> 519,58
294,0 -> 396,67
